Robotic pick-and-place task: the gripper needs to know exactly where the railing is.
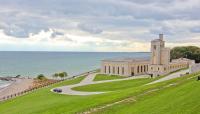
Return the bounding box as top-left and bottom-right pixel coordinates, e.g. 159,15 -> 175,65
0,69 -> 100,102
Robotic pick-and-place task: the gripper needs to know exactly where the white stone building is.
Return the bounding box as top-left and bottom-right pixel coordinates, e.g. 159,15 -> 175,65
101,34 -> 195,77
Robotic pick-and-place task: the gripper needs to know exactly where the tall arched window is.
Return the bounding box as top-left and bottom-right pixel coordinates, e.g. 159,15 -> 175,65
147,65 -> 148,72
118,67 -> 120,74
131,67 -> 134,76
104,66 -> 107,73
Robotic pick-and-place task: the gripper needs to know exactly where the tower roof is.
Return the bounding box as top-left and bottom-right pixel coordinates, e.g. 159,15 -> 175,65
152,34 -> 164,42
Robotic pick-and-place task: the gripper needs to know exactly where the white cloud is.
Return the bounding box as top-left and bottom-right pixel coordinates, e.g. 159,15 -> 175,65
0,0 -> 200,51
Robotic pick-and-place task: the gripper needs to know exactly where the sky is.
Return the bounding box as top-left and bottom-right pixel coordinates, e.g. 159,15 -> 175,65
0,0 -> 200,52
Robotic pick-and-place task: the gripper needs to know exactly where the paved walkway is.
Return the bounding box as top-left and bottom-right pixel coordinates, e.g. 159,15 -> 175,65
147,69 -> 189,85
51,74 -> 149,96
51,69 -> 189,96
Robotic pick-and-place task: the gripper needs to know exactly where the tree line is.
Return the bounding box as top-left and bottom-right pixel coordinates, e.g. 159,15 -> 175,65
170,46 -> 200,63
37,72 -> 68,80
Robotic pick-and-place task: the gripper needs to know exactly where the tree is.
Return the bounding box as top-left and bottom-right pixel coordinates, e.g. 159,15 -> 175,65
58,72 -> 64,79
37,74 -> 46,80
52,73 -> 59,79
15,75 -> 21,78
62,72 -> 68,79
58,72 -> 68,80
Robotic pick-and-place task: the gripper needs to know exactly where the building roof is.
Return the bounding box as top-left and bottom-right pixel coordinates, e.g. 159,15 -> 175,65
102,58 -> 150,63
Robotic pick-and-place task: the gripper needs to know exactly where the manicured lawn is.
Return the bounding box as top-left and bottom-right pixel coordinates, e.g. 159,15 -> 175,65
73,78 -> 155,91
0,72 -> 199,114
92,73 -> 200,114
93,74 -> 125,81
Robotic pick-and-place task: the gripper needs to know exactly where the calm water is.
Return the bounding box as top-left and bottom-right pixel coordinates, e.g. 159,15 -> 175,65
0,52 -> 150,78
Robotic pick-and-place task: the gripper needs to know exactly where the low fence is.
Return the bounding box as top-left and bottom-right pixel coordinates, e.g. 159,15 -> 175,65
0,69 -> 100,102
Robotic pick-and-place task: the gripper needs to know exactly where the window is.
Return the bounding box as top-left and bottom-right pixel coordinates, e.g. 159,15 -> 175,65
137,66 -> 140,73
131,67 -> 134,76
109,66 -> 110,73
104,66 -> 106,73
141,66 -> 143,72
118,67 -> 120,74
154,45 -> 156,50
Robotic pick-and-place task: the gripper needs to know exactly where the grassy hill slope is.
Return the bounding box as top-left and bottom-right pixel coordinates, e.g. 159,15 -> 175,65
0,72 -> 199,114
93,74 -> 125,81
0,76 -> 156,114
92,73 -> 200,114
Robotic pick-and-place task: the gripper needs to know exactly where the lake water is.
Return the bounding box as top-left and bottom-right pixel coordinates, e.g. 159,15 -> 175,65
0,52 -> 150,78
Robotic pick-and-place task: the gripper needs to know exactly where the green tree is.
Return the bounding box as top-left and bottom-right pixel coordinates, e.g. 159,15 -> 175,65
58,72 -> 68,79
37,74 -> 46,80
62,72 -> 68,79
52,73 -> 59,79
171,46 -> 200,63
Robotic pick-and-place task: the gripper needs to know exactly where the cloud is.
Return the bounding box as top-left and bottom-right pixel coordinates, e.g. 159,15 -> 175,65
78,23 -> 103,34
50,30 -> 64,38
0,0 -> 200,51
190,26 -> 200,33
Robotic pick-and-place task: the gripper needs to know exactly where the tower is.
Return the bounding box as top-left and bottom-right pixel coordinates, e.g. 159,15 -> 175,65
151,34 -> 165,65
149,34 -> 171,76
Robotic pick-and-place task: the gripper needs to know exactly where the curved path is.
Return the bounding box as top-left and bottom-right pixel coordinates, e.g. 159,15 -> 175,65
147,69 -> 189,85
51,74 -> 149,96
51,69 -> 189,96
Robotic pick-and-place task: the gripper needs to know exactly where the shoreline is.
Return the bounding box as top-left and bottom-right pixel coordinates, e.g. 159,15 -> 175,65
0,83 -> 12,92
0,80 -> 13,92
0,78 -> 33,99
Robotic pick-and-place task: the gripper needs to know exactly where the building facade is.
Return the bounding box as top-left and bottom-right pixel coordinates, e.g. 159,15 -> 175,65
101,34 -> 195,77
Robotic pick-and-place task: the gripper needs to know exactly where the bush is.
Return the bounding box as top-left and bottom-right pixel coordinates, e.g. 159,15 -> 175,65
37,74 -> 46,80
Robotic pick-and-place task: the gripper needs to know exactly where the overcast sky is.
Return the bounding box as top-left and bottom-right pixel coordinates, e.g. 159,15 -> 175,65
0,0 -> 200,52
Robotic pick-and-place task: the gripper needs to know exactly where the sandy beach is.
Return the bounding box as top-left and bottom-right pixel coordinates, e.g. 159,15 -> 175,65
0,78 -> 33,98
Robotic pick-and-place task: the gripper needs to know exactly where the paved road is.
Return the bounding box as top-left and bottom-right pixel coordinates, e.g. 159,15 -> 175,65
147,69 -> 189,85
51,74 -> 149,96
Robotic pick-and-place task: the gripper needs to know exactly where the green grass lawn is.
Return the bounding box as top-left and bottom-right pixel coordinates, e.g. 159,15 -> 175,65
0,76 -> 85,114
73,78 -> 155,91
92,73 -> 200,114
93,74 -> 126,81
0,72 -> 199,114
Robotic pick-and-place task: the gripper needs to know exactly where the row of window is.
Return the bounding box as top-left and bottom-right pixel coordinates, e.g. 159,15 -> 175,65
131,65 -> 148,74
104,65 -> 148,75
150,64 -> 187,72
104,66 -> 125,75
104,64 -> 187,75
